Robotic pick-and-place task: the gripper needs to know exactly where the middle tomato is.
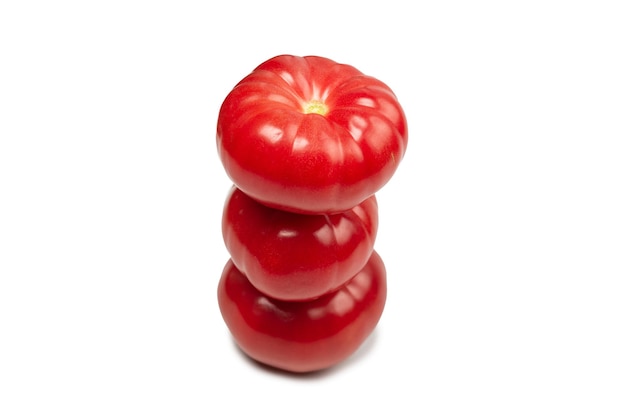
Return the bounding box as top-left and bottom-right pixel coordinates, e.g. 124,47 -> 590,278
222,186 -> 378,301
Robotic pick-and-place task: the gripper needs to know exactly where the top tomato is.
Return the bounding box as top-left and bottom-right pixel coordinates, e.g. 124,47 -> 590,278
217,55 -> 408,214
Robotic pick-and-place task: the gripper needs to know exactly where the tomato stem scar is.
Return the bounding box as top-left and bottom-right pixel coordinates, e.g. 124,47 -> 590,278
303,100 -> 328,116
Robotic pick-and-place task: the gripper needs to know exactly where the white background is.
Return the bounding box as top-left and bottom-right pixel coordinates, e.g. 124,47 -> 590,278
1,1 -> 625,416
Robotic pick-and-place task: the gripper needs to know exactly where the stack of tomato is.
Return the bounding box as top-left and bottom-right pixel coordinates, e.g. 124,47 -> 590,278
216,55 -> 408,373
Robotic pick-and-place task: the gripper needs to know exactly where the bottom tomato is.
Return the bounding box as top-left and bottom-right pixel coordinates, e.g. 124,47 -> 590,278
217,251 -> 387,373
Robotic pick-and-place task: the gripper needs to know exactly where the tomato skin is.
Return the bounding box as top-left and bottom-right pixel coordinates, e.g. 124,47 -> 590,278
217,251 -> 387,373
216,55 -> 408,214
222,186 -> 378,301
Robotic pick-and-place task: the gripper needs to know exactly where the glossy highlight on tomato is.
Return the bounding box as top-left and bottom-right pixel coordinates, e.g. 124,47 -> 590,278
217,54 -> 408,214
217,251 -> 387,373
222,186 -> 378,301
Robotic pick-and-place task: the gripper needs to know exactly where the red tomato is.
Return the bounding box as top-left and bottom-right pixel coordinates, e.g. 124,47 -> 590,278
217,55 -> 408,214
217,251 -> 387,373
222,186 -> 378,301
